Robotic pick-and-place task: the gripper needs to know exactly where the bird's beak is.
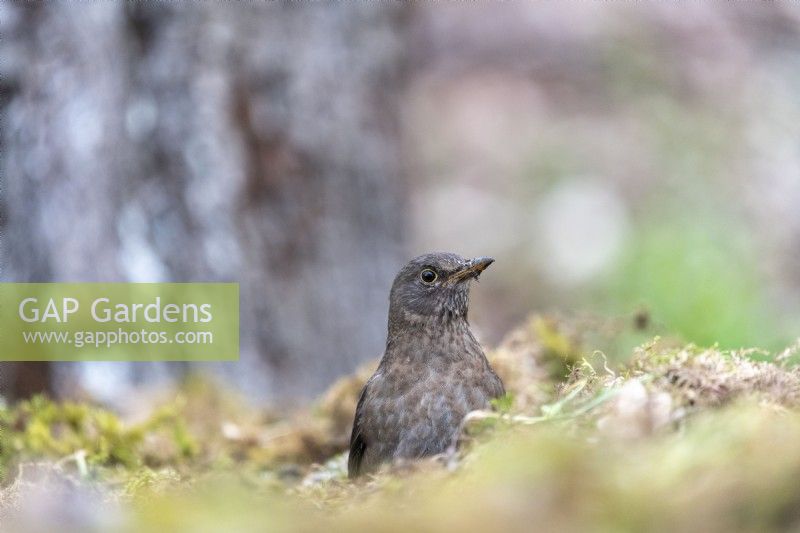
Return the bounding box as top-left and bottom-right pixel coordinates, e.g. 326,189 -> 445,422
448,257 -> 495,284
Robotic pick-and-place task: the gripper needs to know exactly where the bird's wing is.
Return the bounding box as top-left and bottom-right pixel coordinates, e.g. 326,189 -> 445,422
490,368 -> 506,398
347,380 -> 370,479
483,359 -> 506,399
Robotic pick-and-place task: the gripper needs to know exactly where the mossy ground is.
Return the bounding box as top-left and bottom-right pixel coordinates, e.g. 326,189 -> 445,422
2,315 -> 800,532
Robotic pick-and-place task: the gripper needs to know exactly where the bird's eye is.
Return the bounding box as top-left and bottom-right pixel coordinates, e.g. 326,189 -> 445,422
420,268 -> 437,284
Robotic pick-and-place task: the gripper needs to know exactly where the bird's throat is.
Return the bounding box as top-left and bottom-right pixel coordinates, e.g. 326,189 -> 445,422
386,313 -> 482,364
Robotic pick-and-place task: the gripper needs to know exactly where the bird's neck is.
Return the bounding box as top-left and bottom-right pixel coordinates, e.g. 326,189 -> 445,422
386,312 -> 483,364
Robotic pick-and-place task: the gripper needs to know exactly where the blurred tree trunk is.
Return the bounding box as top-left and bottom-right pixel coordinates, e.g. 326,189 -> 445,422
1,3 -> 408,404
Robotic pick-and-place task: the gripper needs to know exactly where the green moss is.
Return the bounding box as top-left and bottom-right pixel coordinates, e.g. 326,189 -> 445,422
3,335 -> 800,532
532,316 -> 583,379
0,394 -> 198,484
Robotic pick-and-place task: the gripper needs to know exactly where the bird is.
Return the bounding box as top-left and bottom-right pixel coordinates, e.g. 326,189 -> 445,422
348,252 -> 505,478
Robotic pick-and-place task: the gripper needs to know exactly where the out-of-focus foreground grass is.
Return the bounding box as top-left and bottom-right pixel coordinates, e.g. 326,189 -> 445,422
2,317 -> 800,533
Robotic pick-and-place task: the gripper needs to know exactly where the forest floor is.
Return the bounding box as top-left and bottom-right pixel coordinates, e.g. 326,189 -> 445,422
2,315 -> 800,532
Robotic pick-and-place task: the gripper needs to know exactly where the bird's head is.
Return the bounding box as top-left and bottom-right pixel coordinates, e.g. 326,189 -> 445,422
387,252 -> 494,331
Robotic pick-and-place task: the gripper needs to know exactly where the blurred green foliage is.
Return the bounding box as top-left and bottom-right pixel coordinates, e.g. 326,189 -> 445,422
606,209 -> 787,351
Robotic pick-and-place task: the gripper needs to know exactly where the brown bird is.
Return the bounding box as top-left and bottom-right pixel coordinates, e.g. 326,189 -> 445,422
348,252 -> 504,478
